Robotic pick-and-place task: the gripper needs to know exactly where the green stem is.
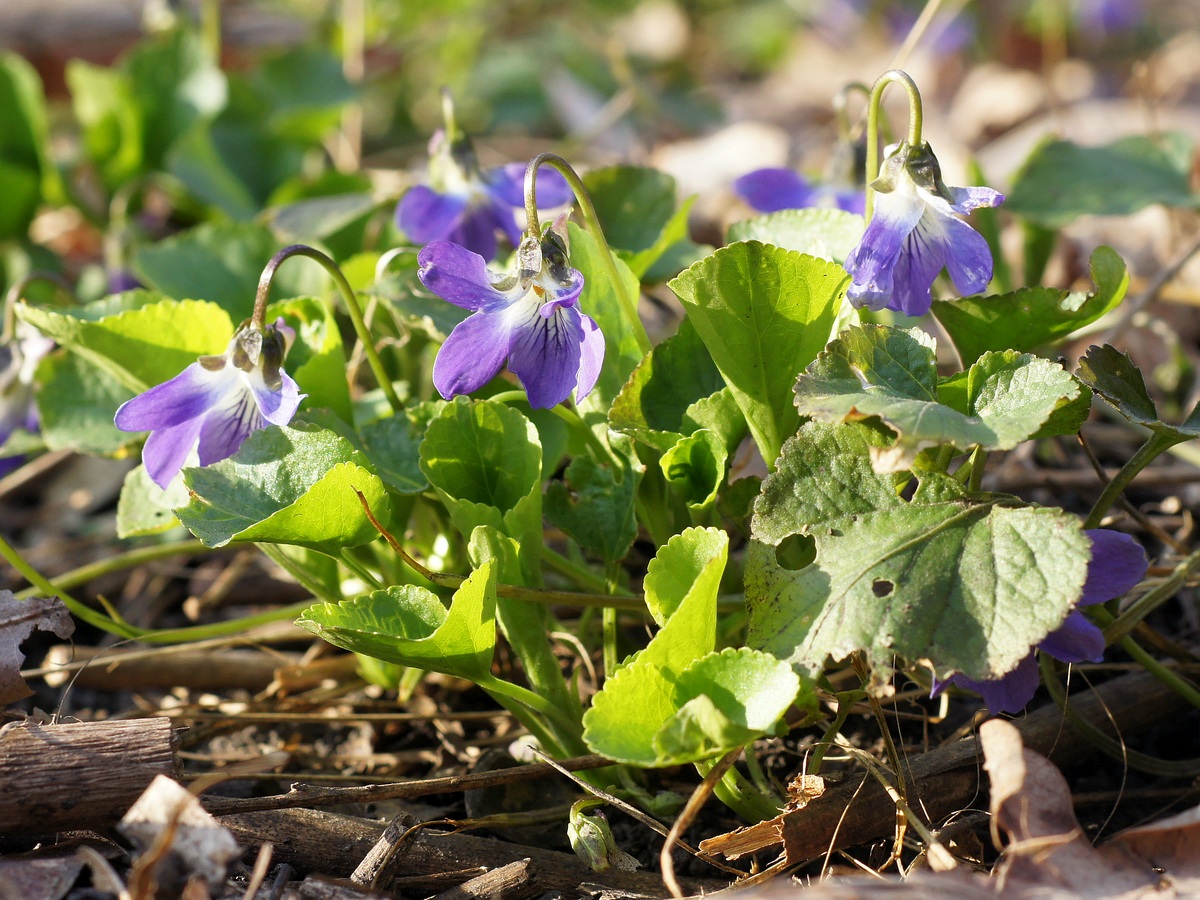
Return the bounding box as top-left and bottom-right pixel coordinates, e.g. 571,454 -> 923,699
967,446 -> 987,493
542,545 -> 615,595
478,673 -> 584,754
699,757 -> 782,822
14,539 -> 206,601
602,562 -> 621,679
339,548 -> 384,592
832,81 -> 872,142
201,0 -> 222,66
523,153 -> 651,356
864,69 -> 924,222
808,690 -> 865,774
256,244 -> 402,413
135,600 -> 316,645
0,531 -> 143,638
1084,430 -> 1181,529
258,543 -> 342,602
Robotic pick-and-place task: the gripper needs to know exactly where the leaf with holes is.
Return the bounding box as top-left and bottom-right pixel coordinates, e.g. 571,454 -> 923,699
746,421 -> 1092,681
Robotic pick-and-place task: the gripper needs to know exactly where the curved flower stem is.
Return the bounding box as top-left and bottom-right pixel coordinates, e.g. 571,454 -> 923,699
523,153 -> 651,356
440,87 -> 459,143
256,243 -> 402,413
833,81 -> 872,141
863,69 -> 924,222
4,272 -> 76,341
1083,430 -> 1181,530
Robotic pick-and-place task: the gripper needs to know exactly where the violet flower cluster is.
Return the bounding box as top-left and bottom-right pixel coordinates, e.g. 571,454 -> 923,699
397,129 -> 572,262
115,318 -> 305,488
935,529 -> 1149,714
417,227 -> 604,410
844,141 -> 1003,317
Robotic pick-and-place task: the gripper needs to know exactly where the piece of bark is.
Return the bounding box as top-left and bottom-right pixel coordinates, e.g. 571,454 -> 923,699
0,717 -> 178,837
293,875 -> 397,899
350,813 -> 416,889
221,807 -> 724,897
701,669 -> 1182,865
41,644 -> 303,692
429,858 -> 538,900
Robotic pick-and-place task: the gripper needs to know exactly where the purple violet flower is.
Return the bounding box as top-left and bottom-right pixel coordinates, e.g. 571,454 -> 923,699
734,168 -> 866,217
934,529 -> 1149,714
115,317 -> 305,489
396,130 -> 573,262
1073,0 -> 1142,35
417,228 -> 605,409
844,141 -> 1003,317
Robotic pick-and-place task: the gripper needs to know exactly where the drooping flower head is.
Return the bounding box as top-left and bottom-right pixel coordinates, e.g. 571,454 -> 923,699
115,317 -> 305,489
934,529 -> 1149,714
396,129 -> 573,263
844,140 -> 1003,317
417,225 -> 604,409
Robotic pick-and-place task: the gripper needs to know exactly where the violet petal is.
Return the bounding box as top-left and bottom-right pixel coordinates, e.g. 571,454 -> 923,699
397,185 -> 468,244
418,242 -> 510,312
1038,610 -> 1106,664
734,168 -> 817,213
506,301 -> 583,409
1080,529 -> 1149,606
433,311 -> 514,400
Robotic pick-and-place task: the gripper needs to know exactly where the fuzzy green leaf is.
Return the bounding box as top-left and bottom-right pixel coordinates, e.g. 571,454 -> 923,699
544,435 -> 641,564
727,208 -> 864,264
746,422 -> 1092,681
176,424 -> 388,553
794,325 -> 1080,470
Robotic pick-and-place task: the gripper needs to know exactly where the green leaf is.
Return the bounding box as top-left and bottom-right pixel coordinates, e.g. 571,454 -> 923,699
583,528 -> 735,766
1006,133 -> 1199,229
176,424 -> 389,553
584,165 -> 678,256
124,28 -> 227,169
568,222 -> 645,415
609,317 -> 726,451
545,434 -> 642,564
1077,344 -> 1200,440
359,414 -> 427,494
660,429 -> 726,516
931,246 -> 1129,366
296,561 -> 497,682
654,648 -> 800,762
133,222 -> 328,318
727,208 -> 864,264
117,464 -> 188,537
34,352 -> 133,454
66,59 -> 143,187
18,294 -> 233,394
267,297 -> 351,422
270,193 -> 381,245
419,398 -> 543,568
669,241 -> 847,466
251,45 -> 355,143
746,421 -> 1092,681
794,325 -> 1080,469
0,53 -> 56,236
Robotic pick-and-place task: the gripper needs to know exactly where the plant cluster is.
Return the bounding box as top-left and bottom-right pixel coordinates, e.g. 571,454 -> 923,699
2,7 -> 1195,861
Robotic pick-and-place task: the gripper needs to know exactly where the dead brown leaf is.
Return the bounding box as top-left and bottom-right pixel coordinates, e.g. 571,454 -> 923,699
0,592 -> 73,706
